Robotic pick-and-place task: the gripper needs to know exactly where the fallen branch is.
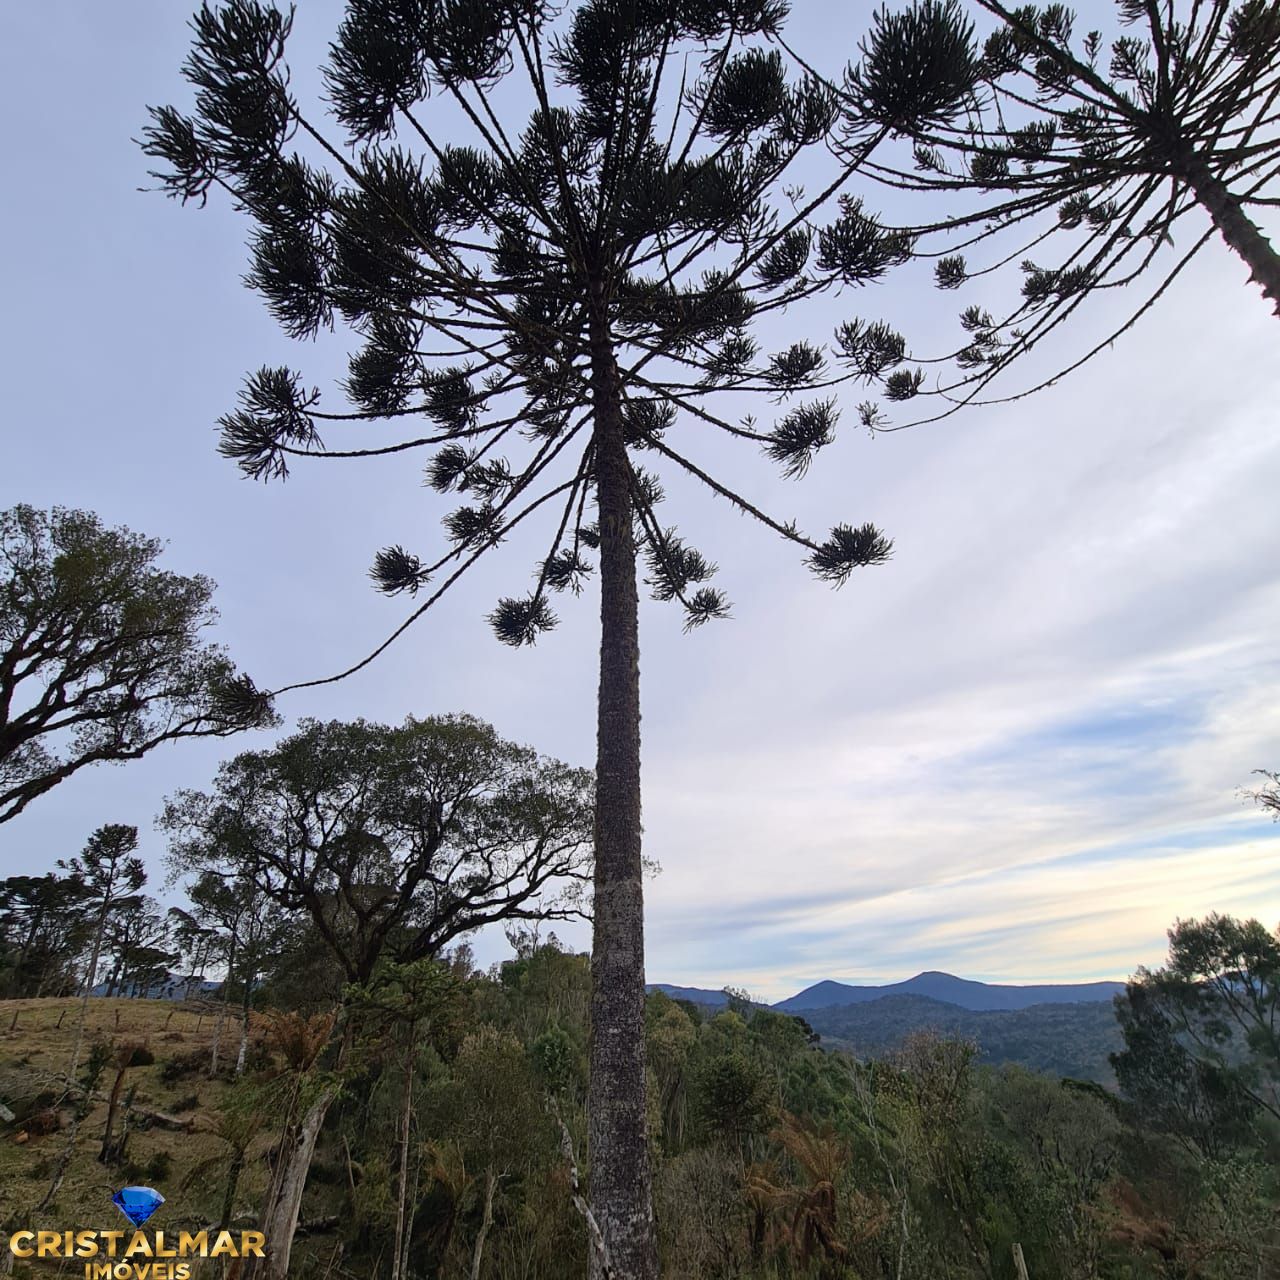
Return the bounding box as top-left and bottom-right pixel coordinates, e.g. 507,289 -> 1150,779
294,1216 -> 341,1238
130,1105 -> 193,1132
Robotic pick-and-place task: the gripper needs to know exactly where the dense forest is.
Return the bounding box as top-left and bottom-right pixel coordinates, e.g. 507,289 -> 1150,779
798,996 -> 1124,1083
2,818 -> 1279,1279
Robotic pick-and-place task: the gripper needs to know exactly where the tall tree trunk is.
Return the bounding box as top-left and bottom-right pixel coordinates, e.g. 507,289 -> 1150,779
15,907 -> 45,996
399,1148 -> 422,1280
67,919 -> 106,1085
391,1041 -> 414,1280
586,310 -> 658,1280
1181,156 -> 1280,313
244,1086 -> 336,1280
99,1065 -> 129,1162
235,966 -> 253,1076
470,1169 -> 498,1280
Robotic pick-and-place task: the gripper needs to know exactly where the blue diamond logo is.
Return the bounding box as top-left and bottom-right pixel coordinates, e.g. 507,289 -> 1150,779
112,1186 -> 165,1227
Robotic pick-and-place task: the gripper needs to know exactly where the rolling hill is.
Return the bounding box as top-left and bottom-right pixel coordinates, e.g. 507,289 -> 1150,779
795,994 -> 1124,1081
645,971 -> 1127,1080
774,971 -> 1125,1012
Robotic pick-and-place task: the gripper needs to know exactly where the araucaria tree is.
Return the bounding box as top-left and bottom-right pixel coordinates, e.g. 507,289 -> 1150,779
0,504 -> 274,824
58,824 -> 147,1082
143,3 -> 898,1271
834,0 -> 1280,431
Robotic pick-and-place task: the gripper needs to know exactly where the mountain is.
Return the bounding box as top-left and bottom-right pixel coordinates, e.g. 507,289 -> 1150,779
798,994 -> 1123,1082
647,983 -> 731,1007
774,971 -> 1125,1013
644,971 -> 1128,1079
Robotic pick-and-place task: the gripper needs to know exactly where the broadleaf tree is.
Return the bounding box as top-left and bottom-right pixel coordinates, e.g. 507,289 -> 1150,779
817,0 -> 1280,433
161,712 -> 594,1280
142,3 -> 898,1272
0,504 -> 276,824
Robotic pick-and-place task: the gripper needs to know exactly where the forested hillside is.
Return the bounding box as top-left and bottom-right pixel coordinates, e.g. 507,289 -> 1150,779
3,915 -> 1278,1280
800,994 -> 1123,1081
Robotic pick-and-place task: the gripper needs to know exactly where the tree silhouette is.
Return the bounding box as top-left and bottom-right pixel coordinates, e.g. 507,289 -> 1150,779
825,0 -> 1280,433
0,504 -> 275,824
142,3 -> 895,1270
59,823 -> 147,1083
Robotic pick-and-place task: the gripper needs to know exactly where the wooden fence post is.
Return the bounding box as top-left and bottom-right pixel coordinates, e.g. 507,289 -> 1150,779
1012,1243 -> 1030,1280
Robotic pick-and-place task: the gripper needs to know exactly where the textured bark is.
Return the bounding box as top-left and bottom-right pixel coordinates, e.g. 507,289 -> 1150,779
1181,156 -> 1280,313
243,1086 -> 336,1280
586,309 -> 658,1280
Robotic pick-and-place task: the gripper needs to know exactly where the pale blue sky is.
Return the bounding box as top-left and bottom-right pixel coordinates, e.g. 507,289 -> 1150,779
1,1 -> 1277,1001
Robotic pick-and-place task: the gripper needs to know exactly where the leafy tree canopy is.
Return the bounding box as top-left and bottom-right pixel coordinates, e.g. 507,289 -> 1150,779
161,713 -> 595,985
0,504 -> 275,824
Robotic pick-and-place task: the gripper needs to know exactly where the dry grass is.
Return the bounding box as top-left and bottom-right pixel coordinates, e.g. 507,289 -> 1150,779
0,998 -> 275,1260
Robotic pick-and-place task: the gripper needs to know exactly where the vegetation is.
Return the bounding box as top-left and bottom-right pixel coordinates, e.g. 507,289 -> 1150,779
2,3 -> 1277,1278
837,0 -> 1280,432
801,994 -> 1124,1081
2,909 -> 1278,1279
158,713 -> 594,1280
0,504 -> 275,824
136,0 -> 917,1268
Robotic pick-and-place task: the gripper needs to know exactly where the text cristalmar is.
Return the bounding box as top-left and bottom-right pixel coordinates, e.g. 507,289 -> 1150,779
7,1229 -> 266,1280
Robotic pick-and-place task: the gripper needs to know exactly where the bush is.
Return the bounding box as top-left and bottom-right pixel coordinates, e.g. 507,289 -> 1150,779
24,1107 -> 61,1137
160,1047 -> 212,1083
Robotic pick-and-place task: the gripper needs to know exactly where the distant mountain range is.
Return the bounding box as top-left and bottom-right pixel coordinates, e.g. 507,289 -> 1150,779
646,971 -> 1128,1081
648,970 -> 1125,1013
778,971 -> 1126,1012
647,983 -> 741,1006
798,995 -> 1124,1082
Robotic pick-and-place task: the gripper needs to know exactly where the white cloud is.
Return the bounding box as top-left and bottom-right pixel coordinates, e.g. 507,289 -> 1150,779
1,1 -> 1278,1006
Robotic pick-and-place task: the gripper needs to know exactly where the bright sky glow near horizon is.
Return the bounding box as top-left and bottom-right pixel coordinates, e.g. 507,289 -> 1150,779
1,1 -> 1277,1004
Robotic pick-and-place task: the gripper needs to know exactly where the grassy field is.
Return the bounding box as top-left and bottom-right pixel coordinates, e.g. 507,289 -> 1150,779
0,997 -> 285,1273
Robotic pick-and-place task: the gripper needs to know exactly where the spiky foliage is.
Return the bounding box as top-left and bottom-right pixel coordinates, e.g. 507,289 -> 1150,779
142,0 -> 896,659
141,4 -> 899,1273
827,0 -> 1280,433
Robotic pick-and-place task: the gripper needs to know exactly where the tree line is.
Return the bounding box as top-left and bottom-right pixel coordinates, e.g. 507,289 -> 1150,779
3,893 -> 1279,1279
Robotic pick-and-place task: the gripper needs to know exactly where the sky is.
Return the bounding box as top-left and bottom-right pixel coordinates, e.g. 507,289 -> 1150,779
1,2 -> 1277,1004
